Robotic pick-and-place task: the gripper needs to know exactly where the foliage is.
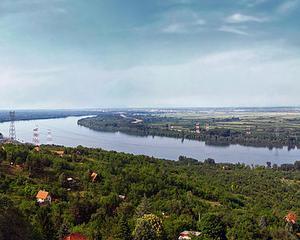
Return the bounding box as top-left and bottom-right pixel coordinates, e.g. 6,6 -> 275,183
198,213 -> 226,240
133,214 -> 163,240
0,143 -> 300,239
78,112 -> 300,149
0,194 -> 33,240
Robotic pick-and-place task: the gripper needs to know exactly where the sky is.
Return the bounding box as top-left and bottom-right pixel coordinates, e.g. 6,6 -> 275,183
0,0 -> 299,109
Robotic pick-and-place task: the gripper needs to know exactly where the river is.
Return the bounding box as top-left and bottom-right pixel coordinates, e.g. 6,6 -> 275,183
0,116 -> 299,165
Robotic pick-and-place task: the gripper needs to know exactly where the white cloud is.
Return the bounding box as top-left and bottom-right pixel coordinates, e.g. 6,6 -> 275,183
161,19 -> 205,33
1,47 -> 299,108
162,23 -> 186,33
241,0 -> 269,7
277,0 -> 299,14
226,13 -> 267,23
219,26 -> 249,36
159,8 -> 205,34
107,48 -> 300,107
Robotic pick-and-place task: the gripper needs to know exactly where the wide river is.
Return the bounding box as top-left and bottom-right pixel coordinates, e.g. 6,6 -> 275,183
1,116 -> 300,165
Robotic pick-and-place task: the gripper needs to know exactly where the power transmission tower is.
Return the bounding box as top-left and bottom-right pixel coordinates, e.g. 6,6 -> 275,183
33,126 -> 40,146
47,129 -> 53,145
9,111 -> 16,141
275,124 -> 279,138
195,122 -> 200,133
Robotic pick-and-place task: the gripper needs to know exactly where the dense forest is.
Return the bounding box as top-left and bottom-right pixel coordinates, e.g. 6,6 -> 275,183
78,113 -> 300,149
0,110 -> 100,123
1,143 -> 300,239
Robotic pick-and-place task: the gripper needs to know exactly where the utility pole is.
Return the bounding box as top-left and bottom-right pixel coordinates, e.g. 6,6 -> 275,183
9,111 -> 16,141
47,129 -> 53,145
33,126 -> 40,146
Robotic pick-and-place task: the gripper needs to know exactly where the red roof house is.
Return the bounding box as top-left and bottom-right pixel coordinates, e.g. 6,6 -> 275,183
63,233 -> 88,240
285,212 -> 298,224
36,190 -> 51,205
178,231 -> 201,240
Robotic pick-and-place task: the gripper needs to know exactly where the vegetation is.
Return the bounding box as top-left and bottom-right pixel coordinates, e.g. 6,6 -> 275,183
1,143 -> 300,239
0,110 -> 99,123
78,110 -> 300,149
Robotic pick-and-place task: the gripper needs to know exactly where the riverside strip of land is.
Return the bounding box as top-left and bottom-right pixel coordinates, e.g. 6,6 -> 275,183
78,107 -> 300,149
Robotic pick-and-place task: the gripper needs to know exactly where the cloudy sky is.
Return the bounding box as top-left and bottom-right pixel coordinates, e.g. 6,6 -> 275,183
0,0 -> 299,109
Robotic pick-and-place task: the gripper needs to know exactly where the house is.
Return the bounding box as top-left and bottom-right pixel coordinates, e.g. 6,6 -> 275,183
195,123 -> 200,134
52,150 -> 64,157
178,231 -> 201,240
63,233 -> 88,240
34,146 -> 40,152
36,190 -> 51,205
285,212 -> 297,224
90,172 -> 99,182
118,194 -> 126,200
222,165 -> 232,170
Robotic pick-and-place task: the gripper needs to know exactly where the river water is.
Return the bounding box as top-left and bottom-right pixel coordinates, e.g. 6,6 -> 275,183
0,116 -> 299,165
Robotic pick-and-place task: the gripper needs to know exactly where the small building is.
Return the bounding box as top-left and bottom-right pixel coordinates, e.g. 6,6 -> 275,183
36,190 -> 51,205
195,123 -> 200,134
285,212 -> 297,224
178,231 -> 201,240
245,127 -> 252,135
52,150 -> 64,157
34,146 -> 40,152
64,233 -> 88,240
222,165 -> 232,170
90,172 -> 99,182
118,194 -> 126,200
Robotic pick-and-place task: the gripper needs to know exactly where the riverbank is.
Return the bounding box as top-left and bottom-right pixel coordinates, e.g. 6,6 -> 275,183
77,112 -> 300,150
1,115 -> 300,165
0,110 -> 101,123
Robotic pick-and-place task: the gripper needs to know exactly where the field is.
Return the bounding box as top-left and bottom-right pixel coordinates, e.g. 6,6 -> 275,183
78,108 -> 300,149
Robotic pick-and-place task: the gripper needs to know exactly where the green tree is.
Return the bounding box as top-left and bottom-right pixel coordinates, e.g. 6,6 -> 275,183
133,214 -> 163,240
135,195 -> 151,218
58,173 -> 67,188
57,223 -> 70,240
198,214 -> 226,240
226,215 -> 261,240
0,147 -> 6,162
25,153 -> 44,176
70,197 -> 97,225
114,214 -> 131,240
0,195 -> 33,240
34,207 -> 56,240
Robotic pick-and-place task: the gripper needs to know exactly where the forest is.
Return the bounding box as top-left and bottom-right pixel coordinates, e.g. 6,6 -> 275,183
1,143 -> 300,239
0,110 -> 100,123
78,111 -> 300,149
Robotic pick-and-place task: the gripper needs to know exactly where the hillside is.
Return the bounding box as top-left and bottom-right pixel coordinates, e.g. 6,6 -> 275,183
1,144 -> 300,239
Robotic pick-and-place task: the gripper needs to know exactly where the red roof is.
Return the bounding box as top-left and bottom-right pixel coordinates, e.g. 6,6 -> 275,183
285,212 -> 297,224
36,190 -> 49,200
64,233 -> 88,240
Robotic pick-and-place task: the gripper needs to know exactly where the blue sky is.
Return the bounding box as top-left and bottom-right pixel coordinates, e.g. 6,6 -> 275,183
0,0 -> 299,108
